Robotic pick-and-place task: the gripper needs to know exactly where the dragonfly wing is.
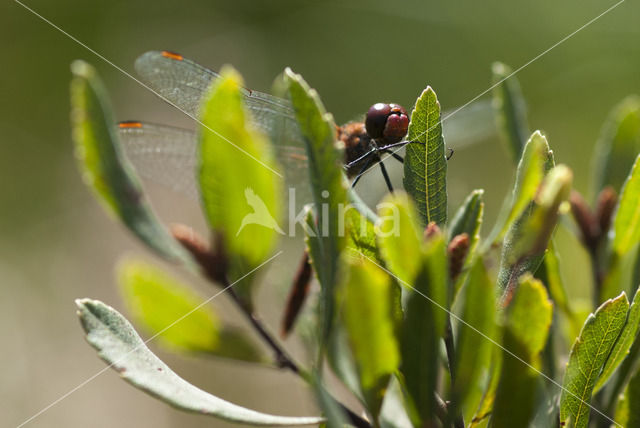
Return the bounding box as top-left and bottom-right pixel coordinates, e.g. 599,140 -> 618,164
118,122 -> 313,214
134,51 -> 305,153
119,122 -> 200,199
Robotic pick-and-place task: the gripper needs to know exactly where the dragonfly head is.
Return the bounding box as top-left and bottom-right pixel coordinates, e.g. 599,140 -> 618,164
364,103 -> 409,145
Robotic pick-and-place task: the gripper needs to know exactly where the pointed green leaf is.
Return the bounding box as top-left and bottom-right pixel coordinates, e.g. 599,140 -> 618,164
560,293 -> 630,428
117,259 -> 262,362
376,192 -> 423,286
492,275 -> 553,427
399,231 -> 448,426
76,299 -> 323,426
452,256 -> 496,420
592,95 -> 640,194
595,289 -> 640,392
340,256 -> 399,418
448,189 -> 484,251
491,62 -> 530,163
493,131 -> 552,242
284,69 -> 347,346
611,154 -> 640,257
198,66 -> 282,273
497,165 -> 572,293
344,189 -> 380,261
70,60 -> 191,264
403,87 -> 447,227
536,241 -> 571,317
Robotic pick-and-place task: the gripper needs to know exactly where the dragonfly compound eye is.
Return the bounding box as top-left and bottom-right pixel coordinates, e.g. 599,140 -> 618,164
365,103 -> 409,144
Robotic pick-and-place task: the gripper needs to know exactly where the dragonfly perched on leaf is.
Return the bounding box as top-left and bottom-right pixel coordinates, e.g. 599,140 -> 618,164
119,50 -> 496,211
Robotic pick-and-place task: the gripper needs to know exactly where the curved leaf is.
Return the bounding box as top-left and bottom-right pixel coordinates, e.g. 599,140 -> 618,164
560,293 -> 629,428
448,189 -> 484,249
492,275 -> 552,427
491,62 -> 530,163
398,231 -> 448,426
592,95 -> 640,194
340,256 -> 399,418
284,69 -> 347,346
70,61 -> 191,264
403,87 -> 447,227
376,193 -> 423,286
611,154 -> 640,257
497,165 -> 572,294
452,256 -> 496,421
198,66 -> 282,275
76,299 -> 323,426
594,288 -> 640,393
117,259 -> 262,362
493,131 -> 552,242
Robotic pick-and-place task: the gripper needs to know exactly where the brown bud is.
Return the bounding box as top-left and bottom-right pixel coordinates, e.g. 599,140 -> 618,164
448,233 -> 470,282
595,186 -> 617,238
569,190 -> 598,248
171,224 -> 228,284
424,221 -> 441,240
281,251 -> 313,338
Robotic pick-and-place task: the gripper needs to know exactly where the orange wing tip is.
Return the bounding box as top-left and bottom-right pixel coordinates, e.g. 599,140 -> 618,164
161,51 -> 184,61
118,121 -> 143,128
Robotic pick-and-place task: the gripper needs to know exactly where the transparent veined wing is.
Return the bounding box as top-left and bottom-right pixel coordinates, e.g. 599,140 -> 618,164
118,121 -> 312,208
134,51 -> 303,152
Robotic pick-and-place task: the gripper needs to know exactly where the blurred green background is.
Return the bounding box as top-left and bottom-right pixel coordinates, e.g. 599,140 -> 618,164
2,0 -> 639,426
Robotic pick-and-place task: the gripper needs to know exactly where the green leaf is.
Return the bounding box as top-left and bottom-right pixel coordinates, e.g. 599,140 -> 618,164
376,192 -> 424,286
536,241 -> 571,317
491,62 -> 530,163
344,189 -> 380,262
284,69 -> 347,346
492,275 -> 553,427
614,365 -> 640,428
493,131 -> 552,242
76,299 -> 323,426
403,87 -> 447,227
592,95 -> 640,194
340,256 -> 400,418
198,66 -> 282,272
559,293 -> 629,428
497,165 -> 572,293
117,259 -> 262,362
70,61 -> 191,264
448,189 -> 484,251
399,231 -> 448,426
595,289 -> 640,392
452,256 -> 496,421
611,154 -> 640,257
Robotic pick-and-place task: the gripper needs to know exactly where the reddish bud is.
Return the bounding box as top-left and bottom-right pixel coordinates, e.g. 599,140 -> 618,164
448,233 -> 470,282
595,186 -> 617,237
281,251 -> 313,338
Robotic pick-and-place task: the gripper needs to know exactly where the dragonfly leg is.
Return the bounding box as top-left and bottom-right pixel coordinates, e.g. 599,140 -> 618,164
345,148 -> 378,169
446,147 -> 454,160
383,149 -> 404,163
378,160 -> 394,193
351,155 -> 375,189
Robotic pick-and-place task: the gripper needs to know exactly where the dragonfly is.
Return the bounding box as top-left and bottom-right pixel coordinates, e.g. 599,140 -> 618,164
119,50 -> 497,209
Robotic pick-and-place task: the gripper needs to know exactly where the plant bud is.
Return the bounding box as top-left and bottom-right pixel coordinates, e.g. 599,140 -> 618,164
595,186 -> 617,238
448,233 -> 470,282
281,251 -> 313,338
569,190 -> 598,248
171,224 -> 228,283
